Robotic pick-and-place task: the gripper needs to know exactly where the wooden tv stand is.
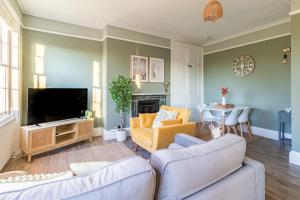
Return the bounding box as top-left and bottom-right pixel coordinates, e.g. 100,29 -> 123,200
21,118 -> 94,162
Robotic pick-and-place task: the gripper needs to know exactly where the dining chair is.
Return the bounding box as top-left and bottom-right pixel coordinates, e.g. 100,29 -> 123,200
217,108 -> 242,134
200,110 -> 217,128
238,107 -> 252,137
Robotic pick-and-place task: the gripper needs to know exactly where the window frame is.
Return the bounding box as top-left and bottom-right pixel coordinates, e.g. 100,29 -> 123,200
0,18 -> 20,121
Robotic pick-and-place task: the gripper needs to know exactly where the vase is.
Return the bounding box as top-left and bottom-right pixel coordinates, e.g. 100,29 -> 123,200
222,97 -> 226,106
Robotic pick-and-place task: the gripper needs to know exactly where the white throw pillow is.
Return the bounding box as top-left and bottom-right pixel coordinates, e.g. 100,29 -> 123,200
70,161 -> 112,176
152,109 -> 178,128
0,171 -> 73,193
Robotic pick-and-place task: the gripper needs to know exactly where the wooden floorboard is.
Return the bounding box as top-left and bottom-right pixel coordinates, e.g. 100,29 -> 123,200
2,128 -> 300,200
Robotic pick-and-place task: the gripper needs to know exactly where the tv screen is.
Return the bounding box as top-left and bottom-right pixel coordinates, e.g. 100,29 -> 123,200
27,88 -> 88,125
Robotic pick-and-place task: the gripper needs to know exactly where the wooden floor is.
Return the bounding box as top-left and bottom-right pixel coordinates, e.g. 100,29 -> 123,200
2,128 -> 300,200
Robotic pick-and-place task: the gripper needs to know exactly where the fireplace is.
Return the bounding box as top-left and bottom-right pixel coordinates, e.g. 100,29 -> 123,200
131,94 -> 166,117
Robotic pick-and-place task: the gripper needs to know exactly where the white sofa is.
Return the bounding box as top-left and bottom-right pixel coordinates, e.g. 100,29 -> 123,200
151,134 -> 265,200
0,134 -> 265,200
0,157 -> 156,200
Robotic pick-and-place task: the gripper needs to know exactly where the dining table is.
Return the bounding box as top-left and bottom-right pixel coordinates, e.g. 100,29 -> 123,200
198,104 -> 250,135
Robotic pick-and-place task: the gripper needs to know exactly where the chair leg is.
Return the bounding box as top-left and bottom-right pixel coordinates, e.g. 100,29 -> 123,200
232,126 -> 238,135
239,123 -> 243,136
247,121 -> 252,138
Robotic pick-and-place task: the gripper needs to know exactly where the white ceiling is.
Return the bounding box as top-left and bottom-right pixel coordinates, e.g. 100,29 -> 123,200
18,0 -> 291,46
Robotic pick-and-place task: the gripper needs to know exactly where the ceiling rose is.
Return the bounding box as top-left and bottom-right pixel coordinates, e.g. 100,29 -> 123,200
203,0 -> 223,22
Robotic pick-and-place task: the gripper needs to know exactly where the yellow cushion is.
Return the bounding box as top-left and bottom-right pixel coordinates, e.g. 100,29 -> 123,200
131,128 -> 153,148
160,119 -> 182,126
160,105 -> 191,123
139,113 -> 156,128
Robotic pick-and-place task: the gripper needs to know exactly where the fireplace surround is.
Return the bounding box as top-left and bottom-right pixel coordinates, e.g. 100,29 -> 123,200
131,94 -> 166,117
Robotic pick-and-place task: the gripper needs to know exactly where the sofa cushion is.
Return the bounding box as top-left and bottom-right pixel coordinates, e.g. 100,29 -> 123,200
160,119 -> 182,127
0,156 -> 156,200
150,134 -> 246,200
0,171 -> 73,193
152,109 -> 178,128
139,113 -> 156,128
70,161 -> 112,176
131,128 -> 153,148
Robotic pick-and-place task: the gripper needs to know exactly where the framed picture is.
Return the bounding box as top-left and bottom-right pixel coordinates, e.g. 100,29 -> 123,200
130,55 -> 148,82
149,57 -> 164,82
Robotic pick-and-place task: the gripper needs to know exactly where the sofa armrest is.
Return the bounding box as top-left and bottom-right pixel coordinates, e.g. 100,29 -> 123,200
243,157 -> 265,200
160,119 -> 182,127
174,133 -> 206,147
130,117 -> 140,129
152,122 -> 196,150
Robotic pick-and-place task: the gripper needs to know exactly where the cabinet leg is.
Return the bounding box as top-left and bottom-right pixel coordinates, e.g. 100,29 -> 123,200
89,137 -> 92,142
28,155 -> 32,163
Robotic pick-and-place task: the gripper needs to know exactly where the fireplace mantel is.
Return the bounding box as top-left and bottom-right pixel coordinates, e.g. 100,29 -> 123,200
132,93 -> 169,96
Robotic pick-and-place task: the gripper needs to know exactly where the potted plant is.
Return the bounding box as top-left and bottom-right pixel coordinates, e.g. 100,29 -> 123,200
109,75 -> 132,142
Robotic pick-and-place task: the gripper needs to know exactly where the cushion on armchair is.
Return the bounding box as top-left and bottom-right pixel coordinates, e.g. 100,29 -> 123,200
152,109 -> 178,128
160,119 -> 182,127
139,113 -> 156,128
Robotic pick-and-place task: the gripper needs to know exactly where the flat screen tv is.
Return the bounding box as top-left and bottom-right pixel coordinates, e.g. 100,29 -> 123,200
27,88 -> 88,125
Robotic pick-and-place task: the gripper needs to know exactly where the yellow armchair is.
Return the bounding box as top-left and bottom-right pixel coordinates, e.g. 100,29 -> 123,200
130,106 -> 196,153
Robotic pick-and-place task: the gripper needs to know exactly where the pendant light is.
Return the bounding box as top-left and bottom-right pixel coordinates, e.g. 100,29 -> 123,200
203,0 -> 223,22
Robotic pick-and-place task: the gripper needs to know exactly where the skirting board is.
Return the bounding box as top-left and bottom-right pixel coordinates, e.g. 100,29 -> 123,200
289,151 -> 300,166
250,126 -> 291,141
100,125 -> 290,141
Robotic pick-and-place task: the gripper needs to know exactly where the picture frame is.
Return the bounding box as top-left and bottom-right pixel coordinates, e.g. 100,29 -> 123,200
149,57 -> 164,82
130,55 -> 148,82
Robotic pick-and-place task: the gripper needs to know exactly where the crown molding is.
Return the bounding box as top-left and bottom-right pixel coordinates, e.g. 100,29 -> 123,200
204,33 -> 291,55
289,9 -> 300,16
203,17 -> 291,47
21,24 -> 104,42
104,35 -> 170,49
21,25 -> 171,49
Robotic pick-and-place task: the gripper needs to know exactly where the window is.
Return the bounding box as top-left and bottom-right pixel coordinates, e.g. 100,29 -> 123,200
0,17 -> 20,120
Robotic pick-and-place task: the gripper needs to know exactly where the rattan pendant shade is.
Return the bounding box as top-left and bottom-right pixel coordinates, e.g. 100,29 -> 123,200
203,0 -> 223,22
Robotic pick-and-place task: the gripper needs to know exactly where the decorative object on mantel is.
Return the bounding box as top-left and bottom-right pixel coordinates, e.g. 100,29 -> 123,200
149,57 -> 164,82
164,81 -> 169,94
220,87 -> 228,106
282,48 -> 291,64
232,55 -> 255,77
109,75 -> 132,142
203,0 -> 223,22
130,55 -> 148,82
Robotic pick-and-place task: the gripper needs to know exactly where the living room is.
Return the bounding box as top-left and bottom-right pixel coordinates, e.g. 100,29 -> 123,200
0,0 -> 299,199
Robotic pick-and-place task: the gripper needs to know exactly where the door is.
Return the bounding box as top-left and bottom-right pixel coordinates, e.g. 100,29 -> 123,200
171,41 -> 203,122
188,46 -> 203,122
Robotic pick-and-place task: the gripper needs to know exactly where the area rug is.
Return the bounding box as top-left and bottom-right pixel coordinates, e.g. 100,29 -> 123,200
12,143 -> 136,174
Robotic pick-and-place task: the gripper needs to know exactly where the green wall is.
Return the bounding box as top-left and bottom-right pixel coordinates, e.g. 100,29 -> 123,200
204,36 -> 291,132
22,29 -> 102,126
103,38 -> 171,129
21,30 -> 170,130
291,14 -> 300,152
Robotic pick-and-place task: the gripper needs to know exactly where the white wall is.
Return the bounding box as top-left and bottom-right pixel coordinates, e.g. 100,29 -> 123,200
0,118 -> 20,170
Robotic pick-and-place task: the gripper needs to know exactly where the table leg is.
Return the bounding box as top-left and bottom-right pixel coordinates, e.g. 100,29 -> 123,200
221,112 -> 225,135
